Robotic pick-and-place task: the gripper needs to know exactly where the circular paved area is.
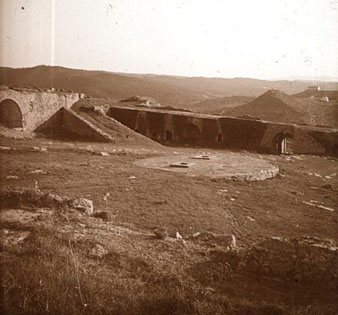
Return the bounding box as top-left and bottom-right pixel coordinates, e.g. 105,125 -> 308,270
135,152 -> 279,181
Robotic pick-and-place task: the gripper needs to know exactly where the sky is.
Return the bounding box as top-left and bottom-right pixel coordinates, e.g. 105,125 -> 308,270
0,0 -> 338,80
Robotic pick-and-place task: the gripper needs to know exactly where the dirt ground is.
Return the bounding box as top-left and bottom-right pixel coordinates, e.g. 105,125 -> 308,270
1,136 -> 337,244
1,135 -> 338,314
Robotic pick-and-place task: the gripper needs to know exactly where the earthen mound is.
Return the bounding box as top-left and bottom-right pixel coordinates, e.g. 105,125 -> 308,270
73,101 -> 161,147
224,90 -> 305,124
120,95 -> 161,108
224,89 -> 338,127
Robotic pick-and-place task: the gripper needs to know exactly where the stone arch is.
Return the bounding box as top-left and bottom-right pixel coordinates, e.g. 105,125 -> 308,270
0,99 -> 23,128
135,112 -> 147,134
165,130 -> 173,141
182,123 -> 201,144
151,131 -> 158,140
274,132 -> 294,154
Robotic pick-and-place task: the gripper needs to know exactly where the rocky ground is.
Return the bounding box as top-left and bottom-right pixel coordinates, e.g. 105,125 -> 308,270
0,136 -> 337,314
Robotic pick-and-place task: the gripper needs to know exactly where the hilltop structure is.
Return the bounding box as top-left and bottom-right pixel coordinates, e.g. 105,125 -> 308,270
294,86 -> 338,102
0,86 -> 337,156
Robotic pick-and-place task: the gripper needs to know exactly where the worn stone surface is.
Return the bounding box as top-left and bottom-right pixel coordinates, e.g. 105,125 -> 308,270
135,152 -> 279,180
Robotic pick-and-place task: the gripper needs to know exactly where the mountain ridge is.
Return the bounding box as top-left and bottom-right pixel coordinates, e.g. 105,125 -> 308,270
1,65 -> 338,108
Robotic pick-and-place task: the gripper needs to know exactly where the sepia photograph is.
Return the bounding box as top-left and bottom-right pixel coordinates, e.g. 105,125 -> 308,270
0,0 -> 337,314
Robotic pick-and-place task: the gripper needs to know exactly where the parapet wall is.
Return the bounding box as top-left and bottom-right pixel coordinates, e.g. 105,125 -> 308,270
0,88 -> 81,131
108,106 -> 338,155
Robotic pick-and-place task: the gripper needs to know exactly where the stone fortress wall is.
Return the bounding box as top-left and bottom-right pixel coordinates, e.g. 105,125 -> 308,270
0,86 -> 337,156
0,87 -> 81,131
108,106 -> 338,155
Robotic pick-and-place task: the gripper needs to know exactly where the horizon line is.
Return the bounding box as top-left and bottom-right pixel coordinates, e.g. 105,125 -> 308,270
1,63 -> 338,83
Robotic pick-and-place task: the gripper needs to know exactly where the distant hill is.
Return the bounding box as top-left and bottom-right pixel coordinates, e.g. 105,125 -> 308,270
293,89 -> 338,102
1,65 -> 338,108
221,90 -> 338,128
187,96 -> 255,114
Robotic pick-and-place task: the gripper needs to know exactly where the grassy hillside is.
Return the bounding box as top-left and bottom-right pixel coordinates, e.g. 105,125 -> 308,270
221,90 -> 338,127
187,96 -> 255,114
1,65 -> 338,108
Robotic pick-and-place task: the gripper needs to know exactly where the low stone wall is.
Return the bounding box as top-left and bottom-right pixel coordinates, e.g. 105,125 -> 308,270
212,236 -> 338,286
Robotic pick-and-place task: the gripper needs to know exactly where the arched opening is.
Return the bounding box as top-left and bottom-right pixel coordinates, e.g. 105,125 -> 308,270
165,130 -> 173,141
182,123 -> 201,144
0,99 -> 23,128
151,132 -> 158,140
275,132 -> 294,154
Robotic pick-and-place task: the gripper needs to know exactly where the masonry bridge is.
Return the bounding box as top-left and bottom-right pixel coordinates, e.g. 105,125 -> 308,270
108,106 -> 338,155
0,87 -> 81,131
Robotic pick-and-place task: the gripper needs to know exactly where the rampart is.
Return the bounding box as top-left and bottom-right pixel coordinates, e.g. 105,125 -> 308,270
108,106 -> 338,155
0,87 -> 81,131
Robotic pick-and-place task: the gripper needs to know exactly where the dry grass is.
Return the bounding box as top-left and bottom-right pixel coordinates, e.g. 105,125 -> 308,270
1,139 -> 337,315
1,215 -> 336,315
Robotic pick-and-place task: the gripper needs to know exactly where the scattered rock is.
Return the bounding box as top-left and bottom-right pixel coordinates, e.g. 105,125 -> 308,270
73,198 -> 94,215
322,184 -> 333,190
170,162 -> 193,168
29,169 -> 47,174
192,232 -> 237,249
317,205 -> 335,212
1,229 -> 31,248
302,199 -> 335,212
0,209 -> 47,225
176,231 -> 183,239
290,190 -> 303,195
31,147 -> 47,152
89,244 -> 108,258
92,211 -> 113,221
103,192 -> 111,201
154,227 -> 168,240
310,186 -> 319,190
191,155 -> 210,160
302,201 -> 317,207
0,146 -> 12,151
37,193 -> 71,209
6,175 -> 19,180
92,151 -> 109,156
